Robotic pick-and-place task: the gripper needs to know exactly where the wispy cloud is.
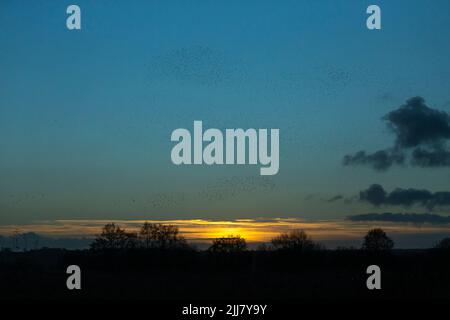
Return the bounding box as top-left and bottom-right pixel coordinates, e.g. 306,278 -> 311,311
347,212 -> 450,224
359,184 -> 450,210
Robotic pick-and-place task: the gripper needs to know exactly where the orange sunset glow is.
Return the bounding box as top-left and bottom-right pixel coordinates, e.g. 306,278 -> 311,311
1,218 -> 450,248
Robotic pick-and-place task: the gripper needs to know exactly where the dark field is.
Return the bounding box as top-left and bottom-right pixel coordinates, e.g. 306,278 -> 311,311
1,248 -> 449,300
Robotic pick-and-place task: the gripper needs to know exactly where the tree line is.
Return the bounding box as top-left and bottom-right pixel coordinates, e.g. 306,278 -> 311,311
90,222 -> 450,253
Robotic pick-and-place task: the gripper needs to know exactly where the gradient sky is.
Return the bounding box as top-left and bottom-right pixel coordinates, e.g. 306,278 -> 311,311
1,0 -> 450,225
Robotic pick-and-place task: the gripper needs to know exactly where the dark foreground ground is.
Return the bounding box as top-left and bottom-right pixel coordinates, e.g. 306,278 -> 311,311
1,248 -> 449,300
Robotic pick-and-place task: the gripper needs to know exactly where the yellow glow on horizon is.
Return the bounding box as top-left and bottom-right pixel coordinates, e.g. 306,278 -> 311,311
1,218 -> 449,245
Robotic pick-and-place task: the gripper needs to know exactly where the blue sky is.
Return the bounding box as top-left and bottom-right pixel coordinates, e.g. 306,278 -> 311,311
1,0 -> 450,224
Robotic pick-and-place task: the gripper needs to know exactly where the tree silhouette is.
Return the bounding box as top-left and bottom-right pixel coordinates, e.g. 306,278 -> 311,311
362,228 -> 394,252
209,235 -> 247,253
434,237 -> 450,250
138,222 -> 188,249
271,230 -> 321,252
90,223 -> 137,251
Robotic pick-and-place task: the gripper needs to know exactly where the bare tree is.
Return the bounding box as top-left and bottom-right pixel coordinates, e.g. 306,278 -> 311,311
362,228 -> 394,252
434,237 -> 450,250
209,235 -> 247,253
12,229 -> 20,251
271,230 -> 321,252
90,223 -> 137,251
138,222 -> 188,249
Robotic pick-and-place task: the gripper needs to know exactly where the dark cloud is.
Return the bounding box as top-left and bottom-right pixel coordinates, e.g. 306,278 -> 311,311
343,149 -> 405,171
385,97 -> 450,148
411,146 -> 450,167
359,184 -> 450,210
387,188 -> 433,207
344,97 -> 450,170
359,184 -> 387,206
347,212 -> 450,224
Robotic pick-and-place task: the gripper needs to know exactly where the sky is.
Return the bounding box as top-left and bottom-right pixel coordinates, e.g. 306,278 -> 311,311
1,1 -> 450,246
